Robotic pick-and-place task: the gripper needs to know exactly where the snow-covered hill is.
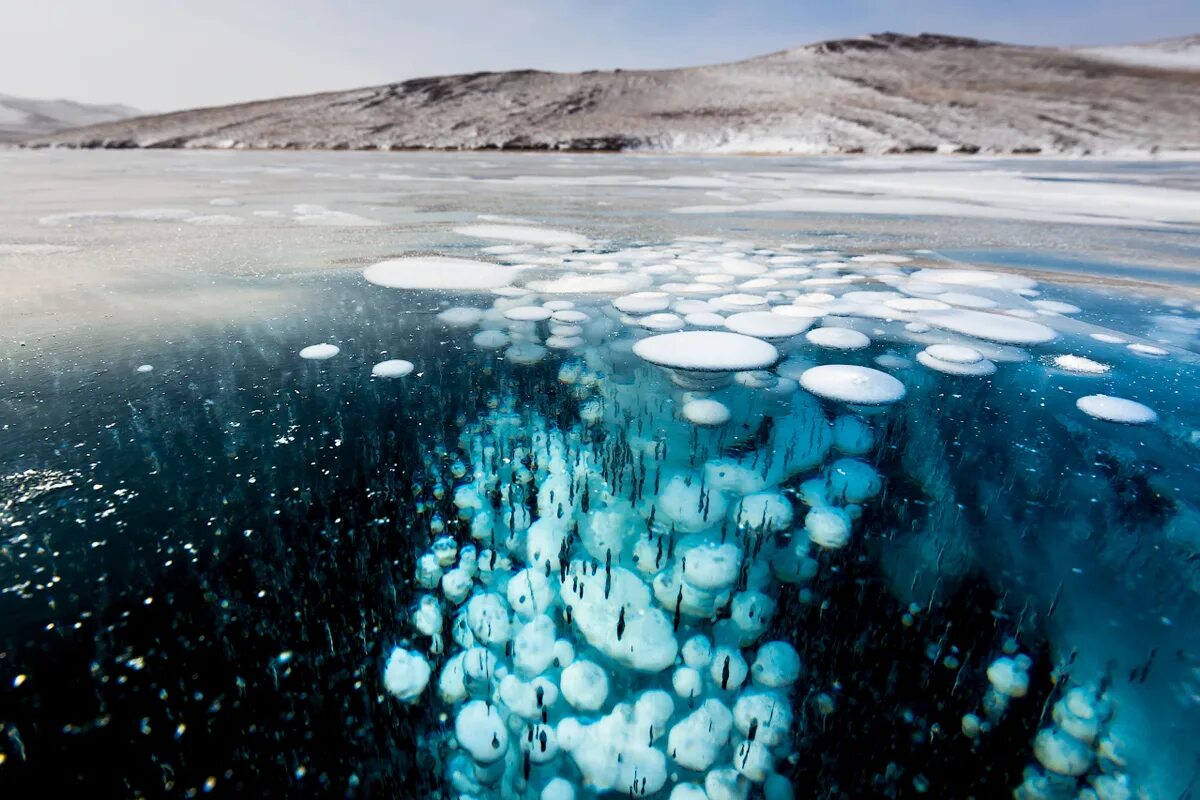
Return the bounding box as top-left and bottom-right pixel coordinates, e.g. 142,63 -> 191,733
0,94 -> 141,143
23,32 -> 1200,155
1075,34 -> 1200,72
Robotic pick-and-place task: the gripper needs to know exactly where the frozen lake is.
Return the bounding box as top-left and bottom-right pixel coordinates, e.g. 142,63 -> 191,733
1,150 -> 1199,799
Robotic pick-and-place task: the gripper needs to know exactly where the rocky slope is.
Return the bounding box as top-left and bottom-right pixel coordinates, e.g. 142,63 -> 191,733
23,33 -> 1200,155
0,94 -> 140,143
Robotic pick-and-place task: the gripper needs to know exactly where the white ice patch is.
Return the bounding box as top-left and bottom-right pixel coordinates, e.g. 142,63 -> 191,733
0,243 -> 80,255
805,327 -> 871,350
454,224 -> 589,247
920,308 -> 1057,345
364,257 -> 518,290
634,331 -> 779,372
39,208 -> 193,226
383,647 -> 431,703
800,364 -> 907,405
1052,355 -> 1110,375
292,204 -> 382,227
1076,395 -> 1157,425
299,343 -> 339,360
372,359 -> 415,378
682,398 -> 732,426
724,311 -> 813,341
185,214 -> 243,226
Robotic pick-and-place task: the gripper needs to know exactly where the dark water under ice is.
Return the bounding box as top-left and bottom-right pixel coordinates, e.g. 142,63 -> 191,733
0,151 -> 1198,800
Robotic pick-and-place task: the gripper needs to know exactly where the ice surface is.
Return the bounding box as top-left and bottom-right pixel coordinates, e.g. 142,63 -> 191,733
2,150 -> 1198,800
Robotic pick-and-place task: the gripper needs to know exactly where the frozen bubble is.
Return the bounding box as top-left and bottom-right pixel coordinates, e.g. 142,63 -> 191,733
682,635 -> 714,669
909,268 -> 1037,292
806,506 -> 853,549
552,309 -> 590,324
1076,395 -> 1157,425
136,364 -> 154,373
466,593 -> 512,647
916,348 -> 996,376
832,415 -> 874,455
505,305 -> 554,322
1128,343 -> 1168,357
371,359 -> 414,378
383,648 -> 430,703
733,690 -> 793,747
1034,727 -> 1093,776
1052,355 -> 1110,375
299,343 -> 339,360
773,304 -> 828,320
751,641 -> 802,688
733,739 -> 774,781
706,767 -> 751,800
672,666 -> 704,699
920,308 -> 1056,344
1032,299 -> 1082,314
505,343 -> 549,364
365,257 -> 516,290
938,292 -> 999,309
733,492 -> 794,532
725,311 -> 813,341
713,293 -> 769,311
1090,332 -> 1126,344
634,331 -> 778,372
925,344 -> 983,364
800,365 -> 906,405
673,299 -> 715,314
686,311 -> 727,328
667,699 -> 734,772
561,660 -> 609,711
825,458 -> 883,503
885,297 -> 950,312
546,335 -> 585,349
639,313 -> 686,331
454,700 -> 509,763
709,647 -> 748,691
614,291 -> 671,314
542,778 -> 576,800
437,307 -> 485,327
683,398 -> 732,426
805,327 -> 871,350
472,329 -> 510,349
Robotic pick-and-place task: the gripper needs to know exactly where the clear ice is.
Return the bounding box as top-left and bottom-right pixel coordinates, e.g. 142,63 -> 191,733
0,152 -> 1198,800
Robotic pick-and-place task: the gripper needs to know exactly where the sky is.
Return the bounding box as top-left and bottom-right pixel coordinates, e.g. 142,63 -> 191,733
5,0 -> 1199,111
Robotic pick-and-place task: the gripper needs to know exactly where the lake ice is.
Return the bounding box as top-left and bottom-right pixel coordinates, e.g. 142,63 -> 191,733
0,149 -> 1198,799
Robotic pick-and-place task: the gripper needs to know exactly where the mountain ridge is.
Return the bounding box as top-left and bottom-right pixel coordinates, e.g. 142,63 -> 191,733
21,32 -> 1200,155
0,94 -> 141,143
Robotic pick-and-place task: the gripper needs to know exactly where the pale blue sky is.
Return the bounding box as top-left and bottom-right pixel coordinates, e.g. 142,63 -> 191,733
5,0 -> 1198,111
